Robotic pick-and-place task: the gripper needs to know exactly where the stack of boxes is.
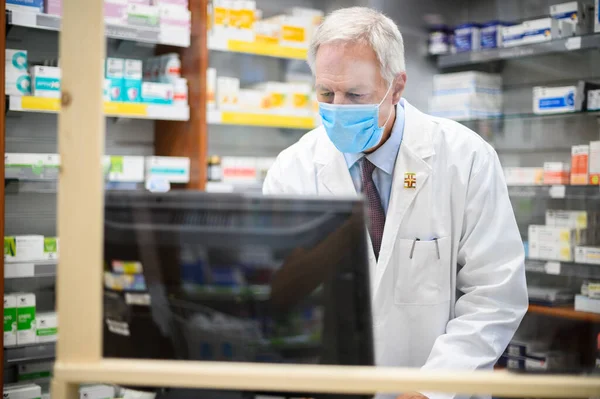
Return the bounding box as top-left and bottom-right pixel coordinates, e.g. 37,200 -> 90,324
4,292 -> 58,347
219,156 -> 276,184
209,1 -> 323,50
429,71 -> 502,121
533,81 -> 600,114
207,67 -> 316,116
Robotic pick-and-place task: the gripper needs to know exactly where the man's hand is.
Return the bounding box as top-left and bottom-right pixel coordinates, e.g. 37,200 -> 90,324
396,393 -> 429,399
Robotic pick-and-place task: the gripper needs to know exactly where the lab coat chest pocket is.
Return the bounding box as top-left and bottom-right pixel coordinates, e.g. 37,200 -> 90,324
394,237 -> 451,305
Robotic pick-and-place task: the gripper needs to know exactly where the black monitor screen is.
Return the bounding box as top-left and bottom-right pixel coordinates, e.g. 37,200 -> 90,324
103,191 -> 373,373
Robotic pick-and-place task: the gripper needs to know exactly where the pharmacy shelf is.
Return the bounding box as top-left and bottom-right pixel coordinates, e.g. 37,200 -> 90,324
458,110 -> 600,124
526,259 -> 600,279
5,260 -> 57,279
208,35 -> 307,60
8,96 -> 190,121
528,304 -> 600,323
207,109 -> 317,129
438,33 -> 600,68
508,185 -> 600,200
205,181 -> 263,193
4,343 -> 56,364
7,9 -> 189,47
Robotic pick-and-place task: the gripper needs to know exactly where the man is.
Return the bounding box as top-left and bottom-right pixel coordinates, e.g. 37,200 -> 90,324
263,7 -> 528,399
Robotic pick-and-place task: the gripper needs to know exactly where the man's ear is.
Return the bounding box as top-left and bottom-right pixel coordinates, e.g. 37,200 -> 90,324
392,72 -> 407,105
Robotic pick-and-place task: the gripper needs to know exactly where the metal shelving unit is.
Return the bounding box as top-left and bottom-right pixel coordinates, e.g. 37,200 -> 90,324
4,343 -> 56,365
526,259 -> 600,279
437,33 -> 600,68
4,260 -> 57,279
508,185 -> 600,200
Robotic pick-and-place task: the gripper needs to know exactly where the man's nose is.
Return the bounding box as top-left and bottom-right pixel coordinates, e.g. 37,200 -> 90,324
333,94 -> 351,105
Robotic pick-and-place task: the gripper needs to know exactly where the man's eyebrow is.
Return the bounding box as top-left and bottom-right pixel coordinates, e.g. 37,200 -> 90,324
315,84 -> 369,92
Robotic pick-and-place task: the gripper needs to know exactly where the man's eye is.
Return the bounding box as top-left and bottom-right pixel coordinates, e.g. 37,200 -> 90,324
321,92 -> 333,97
347,93 -> 363,98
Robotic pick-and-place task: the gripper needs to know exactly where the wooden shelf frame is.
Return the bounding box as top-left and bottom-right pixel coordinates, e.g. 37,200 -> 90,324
44,0 -> 600,398
528,304 -> 600,323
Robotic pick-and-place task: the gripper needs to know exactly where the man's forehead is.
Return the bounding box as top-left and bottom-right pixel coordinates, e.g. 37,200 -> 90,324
315,42 -> 382,85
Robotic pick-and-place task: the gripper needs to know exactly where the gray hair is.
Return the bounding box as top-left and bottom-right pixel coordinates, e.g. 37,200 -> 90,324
307,7 -> 406,84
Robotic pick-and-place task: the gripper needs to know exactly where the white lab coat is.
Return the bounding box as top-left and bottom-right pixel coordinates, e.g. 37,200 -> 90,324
263,100 -> 528,399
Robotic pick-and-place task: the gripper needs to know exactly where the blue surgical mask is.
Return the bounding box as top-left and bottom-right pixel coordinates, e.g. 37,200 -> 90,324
319,83 -> 394,153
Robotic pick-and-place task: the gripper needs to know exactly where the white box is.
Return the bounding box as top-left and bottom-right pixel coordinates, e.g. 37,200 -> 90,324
207,68 -> 217,109
18,361 -> 53,382
127,3 -> 160,27
43,237 -> 59,261
105,57 -> 124,102
550,1 -> 590,36
590,140 -> 600,185
35,312 -> 57,343
501,24 -> 524,47
104,156 -> 145,182
141,82 -> 174,105
4,294 -> 17,347
588,89 -> 600,111
30,66 -> 61,98
3,383 -> 42,399
4,235 -> 44,262
16,293 -> 36,345
528,240 -> 573,261
5,49 -> 31,96
433,71 -> 502,93
533,85 -> 581,114
528,225 -> 576,244
574,246 -> 600,264
145,156 -> 190,183
521,18 -> 560,44
575,294 -> 600,313
79,385 -> 116,399
546,210 -> 588,229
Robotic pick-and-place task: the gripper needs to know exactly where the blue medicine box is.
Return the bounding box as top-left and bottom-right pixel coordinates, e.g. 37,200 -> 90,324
6,0 -> 44,12
454,23 -> 481,53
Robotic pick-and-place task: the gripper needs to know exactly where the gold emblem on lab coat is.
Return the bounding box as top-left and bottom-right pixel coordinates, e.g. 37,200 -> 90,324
404,172 -> 416,189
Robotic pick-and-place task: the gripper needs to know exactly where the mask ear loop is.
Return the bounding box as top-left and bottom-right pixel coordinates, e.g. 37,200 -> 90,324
378,81 -> 395,128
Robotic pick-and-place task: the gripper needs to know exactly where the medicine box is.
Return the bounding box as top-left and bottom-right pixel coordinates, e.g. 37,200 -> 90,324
44,0 -> 61,15
546,210 -> 589,229
570,144 -> 589,185
35,311 -> 57,343
528,241 -> 572,261
104,156 -> 145,182
3,383 -> 42,399
589,89 -> 600,111
145,156 -> 190,183
454,23 -> 481,52
79,384 -> 116,399
5,153 -> 60,180
589,141 -> 600,185
528,225 -> 577,244
543,162 -> 570,184
550,1 -> 591,36
503,167 -> 544,185
6,0 -> 44,13
123,59 -> 143,103
4,294 -> 17,347
589,282 -> 600,299
501,24 -> 524,47
127,3 -> 160,27
533,86 -> 581,114
141,82 -> 174,105
43,237 -> 58,261
18,361 -> 53,382
112,260 -> 144,274
480,21 -> 510,49
575,294 -> 600,313
104,272 -> 147,292
104,0 -> 127,25
105,58 -> 124,102
207,68 -> 216,109
575,246 -> 600,265
5,49 -> 31,96
30,66 -> 61,98
16,293 -> 36,345
4,236 -> 44,262
521,18 -> 560,44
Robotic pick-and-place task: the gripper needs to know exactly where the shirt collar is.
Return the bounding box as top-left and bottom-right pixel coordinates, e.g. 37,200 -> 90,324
343,99 -> 405,175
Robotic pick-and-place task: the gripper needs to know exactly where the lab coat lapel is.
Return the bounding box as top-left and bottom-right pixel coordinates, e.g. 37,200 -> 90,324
373,101 -> 435,294
313,129 -> 357,196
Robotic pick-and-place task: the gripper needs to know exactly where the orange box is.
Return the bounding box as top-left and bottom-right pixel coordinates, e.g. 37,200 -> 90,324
590,141 -> 600,185
543,162 -> 570,185
570,144 -> 589,185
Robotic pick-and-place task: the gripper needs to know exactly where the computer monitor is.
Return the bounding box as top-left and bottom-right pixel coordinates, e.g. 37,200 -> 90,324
103,191 -> 374,376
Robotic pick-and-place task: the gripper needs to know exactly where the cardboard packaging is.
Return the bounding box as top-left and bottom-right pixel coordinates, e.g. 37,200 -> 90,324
123,59 -> 142,103
4,294 -> 17,347
141,82 -> 174,105
533,86 -> 581,114
30,66 -> 61,98
3,383 -> 42,399
35,312 -> 57,343
575,246 -> 600,265
43,237 -> 58,261
18,361 -> 53,382
112,260 -> 143,274
4,236 -> 44,262
575,294 -> 600,313
589,89 -> 600,111
528,225 -> 580,244
44,0 -> 61,15
145,156 -> 190,183
529,240 -> 573,261
480,21 -> 511,49
589,141 -> 600,185
5,49 -> 31,96
550,1 -> 592,36
571,144 -> 589,185
104,156 -> 145,182
105,58 -> 124,102
127,3 -> 159,27
543,162 -> 570,184
16,293 -> 36,345
521,18 -> 560,44
546,210 -> 589,229
6,0 -> 43,13
207,68 -> 216,109
79,385 -> 116,399
104,0 -> 128,25
503,167 -> 544,185
501,24 -> 524,47
454,23 -> 481,52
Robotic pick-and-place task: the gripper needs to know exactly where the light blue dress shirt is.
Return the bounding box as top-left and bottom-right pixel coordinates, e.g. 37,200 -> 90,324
343,102 -> 405,214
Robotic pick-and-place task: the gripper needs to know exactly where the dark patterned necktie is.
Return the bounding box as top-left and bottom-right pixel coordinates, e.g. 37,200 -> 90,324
361,158 -> 386,260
